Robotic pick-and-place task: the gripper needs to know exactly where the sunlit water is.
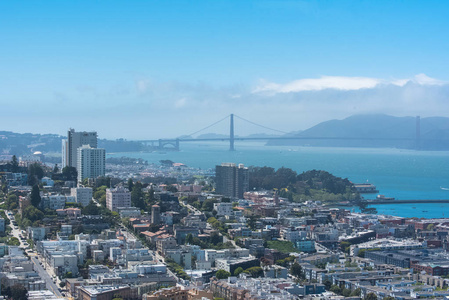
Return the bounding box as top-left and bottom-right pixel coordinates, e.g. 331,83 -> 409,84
108,142 -> 449,218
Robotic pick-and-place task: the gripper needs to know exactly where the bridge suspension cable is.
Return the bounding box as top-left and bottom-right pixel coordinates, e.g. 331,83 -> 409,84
233,114 -> 290,135
181,114 -> 230,138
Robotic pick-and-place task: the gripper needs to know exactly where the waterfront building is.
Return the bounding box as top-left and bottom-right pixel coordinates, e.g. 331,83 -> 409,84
215,163 -> 249,198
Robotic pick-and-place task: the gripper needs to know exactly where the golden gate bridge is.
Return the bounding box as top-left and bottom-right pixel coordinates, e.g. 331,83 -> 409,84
135,114 -> 423,151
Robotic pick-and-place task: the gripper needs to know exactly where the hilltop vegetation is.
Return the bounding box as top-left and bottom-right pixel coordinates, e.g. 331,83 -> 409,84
249,167 -> 360,203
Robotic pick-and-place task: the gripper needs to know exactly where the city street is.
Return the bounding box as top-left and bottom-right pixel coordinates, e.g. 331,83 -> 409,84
30,256 -> 62,297
5,210 -> 62,297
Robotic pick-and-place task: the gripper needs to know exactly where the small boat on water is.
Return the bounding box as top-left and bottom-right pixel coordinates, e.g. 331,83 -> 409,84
423,210 -> 428,212
412,207 -> 416,209
441,187 -> 449,191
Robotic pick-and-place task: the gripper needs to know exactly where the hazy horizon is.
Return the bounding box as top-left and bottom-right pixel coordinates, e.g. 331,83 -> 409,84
1,1 -> 448,140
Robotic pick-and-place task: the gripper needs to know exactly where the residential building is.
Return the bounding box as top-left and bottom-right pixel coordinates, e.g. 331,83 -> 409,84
106,186 -> 131,212
144,286 -> 213,300
215,163 -> 249,198
41,194 -> 75,210
213,202 -> 233,217
71,187 -> 93,207
78,285 -> 136,300
64,129 -> 98,169
156,236 -> 177,255
215,257 -> 260,274
77,145 -> 105,182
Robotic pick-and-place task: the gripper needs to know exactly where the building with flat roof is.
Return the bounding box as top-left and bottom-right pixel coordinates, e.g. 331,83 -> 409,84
106,186 -> 131,212
63,129 -> 97,169
77,145 -> 105,182
71,187 -> 93,207
78,285 -> 136,300
215,163 -> 249,199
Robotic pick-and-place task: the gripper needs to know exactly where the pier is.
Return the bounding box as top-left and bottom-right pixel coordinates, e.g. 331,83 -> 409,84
366,199 -> 449,205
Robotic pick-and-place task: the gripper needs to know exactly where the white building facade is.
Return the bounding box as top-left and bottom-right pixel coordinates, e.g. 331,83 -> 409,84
77,145 -> 105,182
71,187 -> 93,207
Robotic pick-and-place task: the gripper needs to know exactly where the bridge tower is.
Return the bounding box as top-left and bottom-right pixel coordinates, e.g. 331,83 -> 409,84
230,114 -> 235,151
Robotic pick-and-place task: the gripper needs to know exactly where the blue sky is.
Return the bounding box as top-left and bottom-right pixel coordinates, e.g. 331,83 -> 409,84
1,1 -> 449,139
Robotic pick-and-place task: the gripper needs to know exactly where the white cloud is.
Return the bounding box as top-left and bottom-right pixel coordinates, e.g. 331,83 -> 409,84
175,98 -> 187,108
253,76 -> 381,94
253,74 -> 448,94
412,73 -> 447,86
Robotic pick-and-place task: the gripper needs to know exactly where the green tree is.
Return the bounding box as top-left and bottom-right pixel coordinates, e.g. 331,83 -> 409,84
28,163 -> 44,185
53,164 -> 59,174
148,187 -> 155,202
62,166 -> 77,181
6,194 -> 18,210
166,185 -> 178,193
383,297 -> 395,300
185,233 -> 194,245
201,198 -> 217,211
11,155 -> 19,173
340,241 -> 351,254
30,185 -> 41,208
323,279 -> 332,290
247,215 -> 259,230
245,267 -> 263,278
10,284 -> 28,300
342,288 -> 351,297
82,202 -> 100,215
330,285 -> 341,295
131,182 -> 145,210
234,267 -> 244,276
290,262 -> 302,277
127,178 -> 134,192
7,237 -> 21,246
23,206 -> 44,223
210,232 -> 222,245
365,292 -> 378,300
216,269 -> 231,279
350,288 -> 361,296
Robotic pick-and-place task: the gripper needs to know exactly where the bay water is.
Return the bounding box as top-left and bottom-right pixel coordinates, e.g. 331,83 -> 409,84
108,142 -> 449,218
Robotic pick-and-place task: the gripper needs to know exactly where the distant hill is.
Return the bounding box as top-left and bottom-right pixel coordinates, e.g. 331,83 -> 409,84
266,114 -> 449,150
0,131 -> 145,157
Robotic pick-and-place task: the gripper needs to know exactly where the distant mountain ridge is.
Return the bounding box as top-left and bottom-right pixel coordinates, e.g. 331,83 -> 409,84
0,131 -> 145,156
2,114 -> 449,155
267,114 -> 449,150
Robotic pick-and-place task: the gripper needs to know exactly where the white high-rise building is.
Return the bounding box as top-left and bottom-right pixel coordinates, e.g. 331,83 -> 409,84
63,129 -> 97,169
106,186 -> 131,212
61,139 -> 68,169
77,145 -> 105,182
